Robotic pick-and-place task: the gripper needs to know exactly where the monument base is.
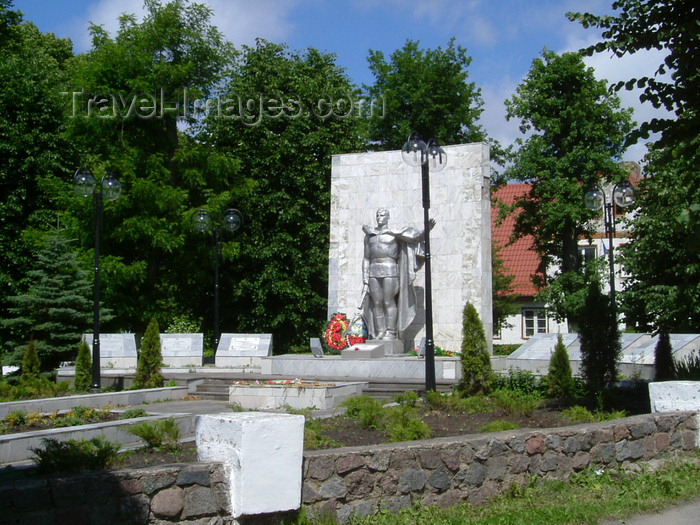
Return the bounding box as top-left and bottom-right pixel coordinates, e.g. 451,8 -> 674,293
342,339 -> 404,358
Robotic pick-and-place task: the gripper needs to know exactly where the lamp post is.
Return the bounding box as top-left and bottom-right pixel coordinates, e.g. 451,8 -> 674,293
401,132 -> 447,392
584,180 -> 636,319
193,208 -> 243,351
74,167 -> 122,392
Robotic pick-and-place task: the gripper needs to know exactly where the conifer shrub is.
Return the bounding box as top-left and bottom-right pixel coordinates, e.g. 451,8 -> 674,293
579,279 -> 620,403
654,331 -> 674,381
458,302 -> 495,396
547,333 -> 575,399
21,338 -> 41,383
30,437 -> 121,473
74,340 -> 92,391
134,317 -> 164,389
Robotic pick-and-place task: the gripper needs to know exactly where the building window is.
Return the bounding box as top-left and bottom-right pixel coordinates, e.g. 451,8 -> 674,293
522,308 -> 547,338
578,245 -> 597,267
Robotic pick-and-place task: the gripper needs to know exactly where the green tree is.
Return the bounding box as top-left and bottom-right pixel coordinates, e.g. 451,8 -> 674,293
570,1 -> 700,333
2,234 -> 95,371
619,155 -> 700,332
504,50 -> 633,323
578,278 -> 620,401
547,333 -> 575,400
568,1 -> 699,161
62,0 -> 240,333
654,331 -> 674,382
74,340 -> 92,391
134,317 -> 163,389
0,16 -> 74,356
205,40 -> 365,351
458,302 -> 494,396
21,337 -> 41,383
365,38 -> 490,151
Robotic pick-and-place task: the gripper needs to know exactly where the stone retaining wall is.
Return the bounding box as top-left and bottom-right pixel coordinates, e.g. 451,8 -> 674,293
302,412 -> 699,523
3,463 -> 232,525
2,412 -> 698,524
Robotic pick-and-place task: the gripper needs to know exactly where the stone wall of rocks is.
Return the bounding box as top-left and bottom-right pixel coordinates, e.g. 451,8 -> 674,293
3,462 -> 232,525
3,412 -> 698,524
302,412 -> 699,523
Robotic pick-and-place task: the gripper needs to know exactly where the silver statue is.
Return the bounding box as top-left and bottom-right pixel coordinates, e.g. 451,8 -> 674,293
360,208 -> 434,340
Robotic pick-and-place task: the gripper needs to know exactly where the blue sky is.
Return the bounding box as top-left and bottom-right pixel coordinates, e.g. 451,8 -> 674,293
17,0 -> 667,162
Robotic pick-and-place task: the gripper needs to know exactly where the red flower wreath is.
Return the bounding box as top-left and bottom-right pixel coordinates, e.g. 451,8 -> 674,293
324,313 -> 350,351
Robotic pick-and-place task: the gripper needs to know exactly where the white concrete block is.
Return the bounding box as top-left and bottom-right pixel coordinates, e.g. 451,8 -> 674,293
649,381 -> 700,413
195,412 -> 304,518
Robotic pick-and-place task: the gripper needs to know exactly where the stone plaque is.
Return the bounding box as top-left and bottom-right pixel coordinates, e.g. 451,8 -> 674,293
160,333 -> 203,367
217,334 -> 272,356
83,333 -> 137,368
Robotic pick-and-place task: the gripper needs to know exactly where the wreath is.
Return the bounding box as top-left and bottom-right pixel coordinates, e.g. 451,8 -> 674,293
323,313 -> 350,352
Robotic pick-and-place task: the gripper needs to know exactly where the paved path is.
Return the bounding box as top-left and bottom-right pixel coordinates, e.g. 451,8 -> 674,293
600,498 -> 700,524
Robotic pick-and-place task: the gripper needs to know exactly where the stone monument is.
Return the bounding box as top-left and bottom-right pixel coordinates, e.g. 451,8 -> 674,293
328,144 -> 492,353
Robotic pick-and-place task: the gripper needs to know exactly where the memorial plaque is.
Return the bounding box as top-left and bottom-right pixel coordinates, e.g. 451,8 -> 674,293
215,333 -> 273,367
161,333 -> 203,367
83,333 -> 137,368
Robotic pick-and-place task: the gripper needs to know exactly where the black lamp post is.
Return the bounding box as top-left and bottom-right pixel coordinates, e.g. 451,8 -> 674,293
74,167 -> 122,392
584,180 -> 636,319
401,132 -> 447,392
193,208 -> 243,351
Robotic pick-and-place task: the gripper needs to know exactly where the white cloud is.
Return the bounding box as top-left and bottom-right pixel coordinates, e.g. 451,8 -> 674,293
71,0 -> 298,52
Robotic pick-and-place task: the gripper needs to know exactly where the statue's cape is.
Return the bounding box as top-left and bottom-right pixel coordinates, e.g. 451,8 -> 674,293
362,226 -> 425,338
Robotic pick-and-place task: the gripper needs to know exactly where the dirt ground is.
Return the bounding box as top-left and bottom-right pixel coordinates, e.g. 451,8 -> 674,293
114,402 -> 572,469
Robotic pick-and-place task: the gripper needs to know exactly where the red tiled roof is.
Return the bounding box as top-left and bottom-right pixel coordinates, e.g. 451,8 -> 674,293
492,184 -> 544,299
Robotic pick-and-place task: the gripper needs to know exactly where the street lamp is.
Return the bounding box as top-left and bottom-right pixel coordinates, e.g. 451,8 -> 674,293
193,208 -> 243,352
74,167 -> 122,392
401,132 -> 447,392
584,180 -> 636,319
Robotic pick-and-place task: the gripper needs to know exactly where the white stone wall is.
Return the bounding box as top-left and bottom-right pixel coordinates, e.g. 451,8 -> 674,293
328,144 -> 492,354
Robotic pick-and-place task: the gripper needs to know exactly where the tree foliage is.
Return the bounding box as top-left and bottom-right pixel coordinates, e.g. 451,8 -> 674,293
365,38 -> 489,151
21,338 -> 41,383
568,1 -> 699,159
134,317 -> 163,389
2,234 -> 95,370
458,303 -> 494,396
504,50 -> 633,322
578,279 -> 620,399
62,0 -> 240,334
618,155 -> 700,332
204,40 -> 365,351
570,1 -> 699,334
0,15 -> 74,350
654,331 -> 674,382
547,333 -> 575,399
74,340 -> 92,391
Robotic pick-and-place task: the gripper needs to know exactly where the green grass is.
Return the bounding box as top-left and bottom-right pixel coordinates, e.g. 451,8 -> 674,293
295,455 -> 700,525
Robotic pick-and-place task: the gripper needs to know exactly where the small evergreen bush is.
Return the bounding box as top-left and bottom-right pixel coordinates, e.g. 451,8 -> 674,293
579,279 -> 620,403
30,437 -> 121,473
21,338 -> 41,383
491,389 -> 542,417
127,417 -> 181,452
493,368 -> 544,396
134,317 -> 164,389
458,303 -> 495,396
385,405 -> 432,442
547,334 -> 575,399
74,340 -> 92,391
479,420 -> 519,432
654,331 -> 674,381
120,408 -> 150,419
340,395 -> 384,429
